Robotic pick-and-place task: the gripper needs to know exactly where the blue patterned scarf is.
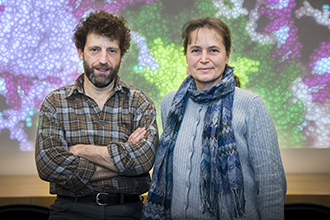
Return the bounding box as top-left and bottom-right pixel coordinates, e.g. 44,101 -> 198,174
141,66 -> 245,219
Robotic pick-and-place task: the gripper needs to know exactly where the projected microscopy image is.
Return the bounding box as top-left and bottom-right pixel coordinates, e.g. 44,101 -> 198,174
0,0 -> 329,150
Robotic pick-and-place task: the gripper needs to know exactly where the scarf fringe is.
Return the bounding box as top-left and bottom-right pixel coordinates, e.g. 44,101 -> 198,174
201,188 -> 245,218
231,188 -> 246,218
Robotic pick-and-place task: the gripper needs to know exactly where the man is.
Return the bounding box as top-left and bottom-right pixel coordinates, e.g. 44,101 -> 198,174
35,11 -> 158,220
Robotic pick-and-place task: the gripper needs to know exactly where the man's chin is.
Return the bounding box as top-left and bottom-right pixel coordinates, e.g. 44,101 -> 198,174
91,74 -> 116,88
92,81 -> 112,88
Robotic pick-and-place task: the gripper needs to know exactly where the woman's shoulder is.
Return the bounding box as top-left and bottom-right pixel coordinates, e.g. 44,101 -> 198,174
234,87 -> 259,99
160,91 -> 178,125
161,90 -> 177,106
233,87 -> 267,109
234,87 -> 263,102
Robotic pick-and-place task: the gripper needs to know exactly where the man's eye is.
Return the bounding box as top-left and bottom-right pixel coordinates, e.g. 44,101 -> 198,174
109,49 -> 117,54
210,49 -> 219,53
191,49 -> 200,53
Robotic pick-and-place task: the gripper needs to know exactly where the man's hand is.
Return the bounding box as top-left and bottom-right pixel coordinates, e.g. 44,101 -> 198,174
128,127 -> 146,142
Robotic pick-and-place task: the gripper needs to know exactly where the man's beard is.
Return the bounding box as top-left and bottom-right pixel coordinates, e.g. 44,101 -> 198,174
84,61 -> 121,88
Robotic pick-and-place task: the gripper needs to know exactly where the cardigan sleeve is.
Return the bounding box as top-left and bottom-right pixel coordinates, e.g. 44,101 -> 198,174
246,96 -> 287,220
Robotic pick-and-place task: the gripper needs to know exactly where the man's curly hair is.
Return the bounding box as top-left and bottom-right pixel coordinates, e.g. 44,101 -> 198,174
73,11 -> 131,56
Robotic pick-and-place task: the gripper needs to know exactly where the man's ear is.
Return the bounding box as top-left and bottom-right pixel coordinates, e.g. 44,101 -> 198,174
77,48 -> 84,60
120,55 -> 124,63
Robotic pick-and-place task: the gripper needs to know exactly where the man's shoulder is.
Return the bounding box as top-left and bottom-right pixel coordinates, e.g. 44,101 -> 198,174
46,84 -> 75,99
120,80 -> 155,105
41,84 -> 76,109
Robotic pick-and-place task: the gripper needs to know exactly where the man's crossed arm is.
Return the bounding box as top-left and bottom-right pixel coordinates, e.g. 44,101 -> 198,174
68,127 -> 147,181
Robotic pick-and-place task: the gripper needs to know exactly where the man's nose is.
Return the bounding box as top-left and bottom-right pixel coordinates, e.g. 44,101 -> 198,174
98,50 -> 109,64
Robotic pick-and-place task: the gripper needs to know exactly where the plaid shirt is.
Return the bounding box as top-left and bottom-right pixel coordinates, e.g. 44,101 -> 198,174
35,74 -> 159,197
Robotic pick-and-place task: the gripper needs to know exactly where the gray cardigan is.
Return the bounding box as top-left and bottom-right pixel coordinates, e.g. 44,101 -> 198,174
160,87 -> 286,220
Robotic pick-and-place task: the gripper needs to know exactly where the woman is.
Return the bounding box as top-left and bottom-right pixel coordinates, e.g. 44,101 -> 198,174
142,17 -> 286,220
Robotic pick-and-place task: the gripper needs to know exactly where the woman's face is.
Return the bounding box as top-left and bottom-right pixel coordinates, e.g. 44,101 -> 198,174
186,28 -> 229,91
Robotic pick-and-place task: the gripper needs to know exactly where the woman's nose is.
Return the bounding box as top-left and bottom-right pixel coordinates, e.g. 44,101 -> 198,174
200,51 -> 210,63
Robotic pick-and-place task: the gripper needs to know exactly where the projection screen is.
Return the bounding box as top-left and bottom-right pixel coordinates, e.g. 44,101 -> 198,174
0,0 -> 330,152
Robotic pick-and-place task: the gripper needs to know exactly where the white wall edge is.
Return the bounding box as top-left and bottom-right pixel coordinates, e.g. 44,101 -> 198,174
280,148 -> 330,173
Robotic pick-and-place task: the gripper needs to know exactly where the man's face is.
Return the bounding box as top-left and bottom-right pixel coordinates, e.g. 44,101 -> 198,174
78,33 -> 123,88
